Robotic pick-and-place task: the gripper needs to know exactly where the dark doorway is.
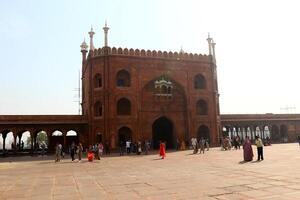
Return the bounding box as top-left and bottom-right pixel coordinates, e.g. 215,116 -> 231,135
118,127 -> 132,144
152,117 -> 174,149
96,134 -> 102,143
197,125 -> 210,141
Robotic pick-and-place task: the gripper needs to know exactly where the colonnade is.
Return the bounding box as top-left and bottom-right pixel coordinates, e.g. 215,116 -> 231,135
221,123 -> 289,143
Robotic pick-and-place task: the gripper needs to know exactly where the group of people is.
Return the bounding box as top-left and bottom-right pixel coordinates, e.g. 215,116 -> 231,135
54,135 -> 267,163
55,141 -> 113,162
190,137 -> 209,154
87,143 -> 104,161
221,136 -> 243,150
220,135 -> 264,162
55,142 -> 83,162
243,135 -> 264,162
119,140 -> 149,156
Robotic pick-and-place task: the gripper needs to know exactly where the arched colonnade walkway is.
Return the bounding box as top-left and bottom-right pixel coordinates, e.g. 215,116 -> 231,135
0,115 -> 88,154
221,114 -> 300,143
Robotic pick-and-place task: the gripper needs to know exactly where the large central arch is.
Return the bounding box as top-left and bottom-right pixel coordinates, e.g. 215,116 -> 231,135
152,117 -> 174,149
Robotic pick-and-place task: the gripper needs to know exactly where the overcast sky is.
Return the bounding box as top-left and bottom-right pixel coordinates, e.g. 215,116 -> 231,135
1,0 -> 300,115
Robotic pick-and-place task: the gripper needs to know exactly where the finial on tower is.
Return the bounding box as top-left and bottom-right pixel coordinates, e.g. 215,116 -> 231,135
88,26 -> 95,51
207,32 -> 213,55
80,38 -> 88,63
103,21 -> 110,47
179,46 -> 184,54
80,38 -> 88,51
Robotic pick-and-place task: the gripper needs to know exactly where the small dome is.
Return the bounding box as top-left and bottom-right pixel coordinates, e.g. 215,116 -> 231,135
80,39 -> 88,51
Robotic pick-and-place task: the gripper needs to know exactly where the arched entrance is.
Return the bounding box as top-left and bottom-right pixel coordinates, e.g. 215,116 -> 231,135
50,130 -> 63,151
197,125 -> 210,141
118,127 -> 132,144
66,130 -> 78,147
152,117 -> 174,149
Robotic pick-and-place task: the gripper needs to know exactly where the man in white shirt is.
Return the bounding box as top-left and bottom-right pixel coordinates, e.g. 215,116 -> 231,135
126,140 -> 131,154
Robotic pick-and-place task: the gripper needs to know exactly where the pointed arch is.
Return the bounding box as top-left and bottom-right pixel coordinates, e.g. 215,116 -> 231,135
194,74 -> 206,89
117,98 -> 131,115
116,69 -> 131,87
118,127 -> 132,144
94,73 -> 102,88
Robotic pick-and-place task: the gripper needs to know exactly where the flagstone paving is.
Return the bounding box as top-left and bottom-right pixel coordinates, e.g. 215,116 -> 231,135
1,143 -> 300,200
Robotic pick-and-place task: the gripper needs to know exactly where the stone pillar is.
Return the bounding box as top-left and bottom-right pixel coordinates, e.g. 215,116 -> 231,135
63,133 -> 66,148
18,135 -> 22,151
2,133 -> 7,154
251,126 -> 256,141
244,127 -> 248,140
34,134 -> 37,152
13,135 -> 17,154
30,135 -> 34,154
261,126 -> 265,139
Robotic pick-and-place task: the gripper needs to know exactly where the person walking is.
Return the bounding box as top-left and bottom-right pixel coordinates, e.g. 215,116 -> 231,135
126,140 -> 131,154
94,143 -> 100,160
70,142 -> 76,161
176,138 -> 180,151
236,136 -> 241,149
99,143 -> 104,158
55,143 -> 61,162
77,143 -> 83,162
159,141 -> 166,159
144,140 -> 150,155
205,138 -> 210,151
105,141 -> 110,155
137,141 -> 142,155
191,137 -> 198,154
199,138 -> 205,154
255,135 -> 264,161
119,140 -> 124,156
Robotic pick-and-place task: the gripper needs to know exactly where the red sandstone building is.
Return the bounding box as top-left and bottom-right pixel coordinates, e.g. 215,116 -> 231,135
81,24 -> 221,149
0,24 -> 221,151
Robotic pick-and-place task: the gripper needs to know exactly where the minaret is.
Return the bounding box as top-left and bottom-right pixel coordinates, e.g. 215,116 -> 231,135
88,26 -> 95,51
103,21 -> 109,47
207,33 -> 213,55
80,39 -> 88,64
211,40 -> 216,64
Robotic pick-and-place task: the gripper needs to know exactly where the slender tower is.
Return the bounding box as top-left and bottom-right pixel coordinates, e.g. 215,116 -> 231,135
207,34 -> 221,144
211,40 -> 216,64
103,21 -> 109,47
88,26 -> 95,51
207,33 -> 213,56
80,39 -> 88,64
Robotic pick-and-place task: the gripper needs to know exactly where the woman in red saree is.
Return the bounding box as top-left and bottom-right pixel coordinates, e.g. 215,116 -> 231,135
243,136 -> 253,161
159,141 -> 166,159
87,145 -> 95,162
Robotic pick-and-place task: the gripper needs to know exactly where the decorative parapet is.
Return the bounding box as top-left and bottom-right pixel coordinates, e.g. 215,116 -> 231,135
88,47 -> 211,61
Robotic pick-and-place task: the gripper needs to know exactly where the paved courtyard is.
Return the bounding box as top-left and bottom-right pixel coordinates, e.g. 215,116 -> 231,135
1,143 -> 300,200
